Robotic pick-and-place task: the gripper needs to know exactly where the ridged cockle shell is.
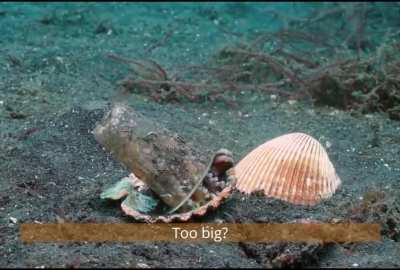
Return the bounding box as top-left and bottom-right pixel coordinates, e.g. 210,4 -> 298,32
235,133 -> 341,206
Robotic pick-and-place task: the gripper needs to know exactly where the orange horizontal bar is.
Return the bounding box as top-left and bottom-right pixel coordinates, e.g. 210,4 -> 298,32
20,223 -> 381,243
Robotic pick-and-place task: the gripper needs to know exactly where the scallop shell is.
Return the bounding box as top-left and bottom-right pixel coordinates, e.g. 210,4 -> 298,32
235,132 -> 341,205
121,168 -> 236,223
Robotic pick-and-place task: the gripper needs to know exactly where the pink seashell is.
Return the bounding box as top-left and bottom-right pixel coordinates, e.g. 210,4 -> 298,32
121,168 -> 236,223
235,133 -> 341,206
121,185 -> 234,223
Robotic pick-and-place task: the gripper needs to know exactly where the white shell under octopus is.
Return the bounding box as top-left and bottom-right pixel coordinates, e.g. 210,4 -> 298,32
234,132 -> 341,205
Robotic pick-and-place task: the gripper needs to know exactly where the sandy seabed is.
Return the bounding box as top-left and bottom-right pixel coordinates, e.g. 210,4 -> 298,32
0,3 -> 399,268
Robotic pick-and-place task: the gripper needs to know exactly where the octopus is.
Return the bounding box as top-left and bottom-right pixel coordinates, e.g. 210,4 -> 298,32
95,103 -> 236,223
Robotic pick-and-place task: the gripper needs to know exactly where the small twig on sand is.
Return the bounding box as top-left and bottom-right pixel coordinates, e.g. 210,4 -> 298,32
145,28 -> 175,54
107,53 -> 168,80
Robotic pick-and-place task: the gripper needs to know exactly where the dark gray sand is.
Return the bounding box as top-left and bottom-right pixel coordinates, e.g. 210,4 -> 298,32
0,3 -> 399,268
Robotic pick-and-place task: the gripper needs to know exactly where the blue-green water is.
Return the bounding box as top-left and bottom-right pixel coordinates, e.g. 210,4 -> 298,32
0,2 -> 399,268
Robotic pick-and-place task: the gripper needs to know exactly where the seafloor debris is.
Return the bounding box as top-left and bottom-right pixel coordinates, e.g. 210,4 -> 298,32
239,241 -> 322,268
346,189 -> 400,241
9,111 -> 27,119
235,132 -> 341,206
95,103 -> 236,222
239,219 -> 325,268
107,53 -> 241,106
